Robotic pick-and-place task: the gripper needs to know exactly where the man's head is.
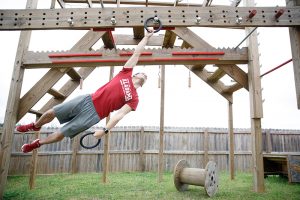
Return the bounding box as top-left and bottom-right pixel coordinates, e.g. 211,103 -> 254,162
133,72 -> 148,87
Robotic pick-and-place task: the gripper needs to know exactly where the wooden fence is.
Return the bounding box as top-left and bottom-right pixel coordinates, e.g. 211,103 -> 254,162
1,126 -> 300,175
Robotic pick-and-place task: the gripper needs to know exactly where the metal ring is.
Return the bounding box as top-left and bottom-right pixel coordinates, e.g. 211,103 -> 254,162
144,17 -> 163,33
79,132 -> 101,149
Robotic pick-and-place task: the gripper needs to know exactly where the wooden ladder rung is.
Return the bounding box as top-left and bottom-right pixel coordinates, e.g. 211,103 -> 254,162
223,83 -> 243,94
67,68 -> 82,81
29,109 -> 43,117
48,88 -> 66,99
207,68 -> 226,83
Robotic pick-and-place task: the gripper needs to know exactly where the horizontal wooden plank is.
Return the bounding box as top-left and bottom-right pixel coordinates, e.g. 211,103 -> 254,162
23,47 -> 248,68
0,6 -> 299,31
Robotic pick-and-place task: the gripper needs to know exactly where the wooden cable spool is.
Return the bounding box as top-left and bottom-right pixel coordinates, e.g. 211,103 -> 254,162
173,160 -> 219,197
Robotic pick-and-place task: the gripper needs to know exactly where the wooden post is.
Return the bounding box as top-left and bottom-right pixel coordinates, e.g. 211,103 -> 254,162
228,101 -> 235,180
204,129 -> 209,167
71,136 -> 80,174
287,0 -> 300,109
139,127 -> 145,172
266,130 -> 272,153
245,0 -> 265,193
0,0 -> 38,198
158,65 -> 165,182
29,130 -> 40,189
102,66 -> 114,183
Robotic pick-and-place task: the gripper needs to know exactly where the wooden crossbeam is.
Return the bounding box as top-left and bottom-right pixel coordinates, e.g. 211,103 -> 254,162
133,27 -> 145,39
28,109 -> 43,117
223,82 -> 243,93
48,88 -> 66,99
114,34 -> 164,46
0,6 -> 299,31
22,47 -> 248,68
102,31 -> 116,49
217,64 -> 249,90
163,30 -> 177,48
207,68 -> 226,83
67,68 -> 82,80
63,0 -> 212,7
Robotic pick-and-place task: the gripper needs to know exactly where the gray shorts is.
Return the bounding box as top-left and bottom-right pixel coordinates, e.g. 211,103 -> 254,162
53,94 -> 100,138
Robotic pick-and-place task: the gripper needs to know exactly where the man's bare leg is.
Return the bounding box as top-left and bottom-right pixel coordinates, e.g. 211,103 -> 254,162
39,132 -> 65,145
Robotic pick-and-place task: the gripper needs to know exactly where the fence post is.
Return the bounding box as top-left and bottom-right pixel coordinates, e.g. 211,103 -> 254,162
204,129 -> 209,167
139,127 -> 145,172
29,131 -> 40,189
266,130 -> 272,153
71,136 -> 80,173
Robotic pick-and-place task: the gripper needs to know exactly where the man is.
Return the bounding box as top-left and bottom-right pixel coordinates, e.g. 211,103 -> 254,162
17,29 -> 154,153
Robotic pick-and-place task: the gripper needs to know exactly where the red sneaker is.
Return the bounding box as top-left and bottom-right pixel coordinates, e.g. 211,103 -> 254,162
16,123 -> 41,132
21,139 -> 41,153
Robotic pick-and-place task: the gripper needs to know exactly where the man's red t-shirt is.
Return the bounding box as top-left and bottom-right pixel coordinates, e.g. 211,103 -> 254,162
91,67 -> 139,119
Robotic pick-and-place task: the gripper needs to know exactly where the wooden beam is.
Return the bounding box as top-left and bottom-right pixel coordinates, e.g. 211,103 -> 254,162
29,130 -> 40,189
207,68 -> 226,83
63,0 -> 217,7
139,127 -> 145,172
1,6 -> 300,31
223,82 -> 243,94
102,66 -> 114,183
102,31 -> 116,49
287,0 -> 300,109
23,47 -> 248,68
29,109 -> 43,117
48,88 -> 66,99
114,34 -> 164,46
162,30 -> 177,48
67,68 -> 82,81
133,27 -> 144,39
246,0 -> 265,193
71,136 -> 80,174
0,1 -> 38,198
158,65 -> 165,182
204,129 -> 209,166
228,101 -> 235,180
217,64 -> 249,90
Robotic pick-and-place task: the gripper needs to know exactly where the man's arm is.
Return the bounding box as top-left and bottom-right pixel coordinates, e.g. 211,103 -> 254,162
93,104 -> 132,139
123,30 -> 154,68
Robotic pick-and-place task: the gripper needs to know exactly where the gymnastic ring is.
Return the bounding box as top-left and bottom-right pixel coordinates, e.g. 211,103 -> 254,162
79,131 -> 101,149
144,17 -> 163,33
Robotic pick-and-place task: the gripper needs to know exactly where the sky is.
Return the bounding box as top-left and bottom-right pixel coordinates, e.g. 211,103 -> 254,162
0,0 -> 299,130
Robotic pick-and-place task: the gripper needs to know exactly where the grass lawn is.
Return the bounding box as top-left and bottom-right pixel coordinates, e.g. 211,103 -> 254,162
4,172 -> 300,200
